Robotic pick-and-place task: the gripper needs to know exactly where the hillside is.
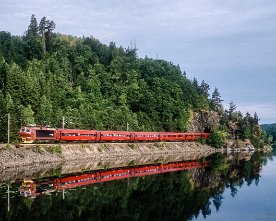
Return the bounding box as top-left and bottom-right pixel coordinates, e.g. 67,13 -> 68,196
0,15 -> 268,148
261,123 -> 276,143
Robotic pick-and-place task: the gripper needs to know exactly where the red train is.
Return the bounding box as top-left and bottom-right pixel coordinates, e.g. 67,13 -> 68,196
20,126 -> 209,144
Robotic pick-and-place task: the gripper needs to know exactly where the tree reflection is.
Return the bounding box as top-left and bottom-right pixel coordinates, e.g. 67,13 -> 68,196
0,151 -> 272,221
212,194 -> 224,212
230,186 -> 238,198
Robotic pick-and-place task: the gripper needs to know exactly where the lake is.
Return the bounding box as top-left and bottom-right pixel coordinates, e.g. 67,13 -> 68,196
0,150 -> 274,221
197,150 -> 276,221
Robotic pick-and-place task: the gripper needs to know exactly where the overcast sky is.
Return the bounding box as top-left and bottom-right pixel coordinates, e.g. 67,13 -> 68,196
1,0 -> 276,123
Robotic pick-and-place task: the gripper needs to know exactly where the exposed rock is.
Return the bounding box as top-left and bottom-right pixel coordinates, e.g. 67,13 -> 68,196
188,110 -> 220,132
261,144 -> 273,152
225,139 -> 273,152
225,139 -> 255,151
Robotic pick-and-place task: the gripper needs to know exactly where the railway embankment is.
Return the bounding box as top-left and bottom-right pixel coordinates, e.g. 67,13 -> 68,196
0,142 -> 219,181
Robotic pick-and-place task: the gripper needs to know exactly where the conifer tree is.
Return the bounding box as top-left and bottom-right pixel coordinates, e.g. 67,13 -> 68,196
25,14 -> 42,59
26,14 -> 38,38
20,105 -> 35,125
0,90 -> 7,141
210,88 -> 223,114
39,17 -> 55,55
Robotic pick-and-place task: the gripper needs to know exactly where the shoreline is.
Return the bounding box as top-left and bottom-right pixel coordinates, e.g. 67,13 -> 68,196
0,142 -> 271,182
0,142 -> 219,182
0,142 -> 218,169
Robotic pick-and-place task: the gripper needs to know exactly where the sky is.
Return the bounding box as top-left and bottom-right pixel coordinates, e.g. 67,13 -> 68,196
1,0 -> 276,124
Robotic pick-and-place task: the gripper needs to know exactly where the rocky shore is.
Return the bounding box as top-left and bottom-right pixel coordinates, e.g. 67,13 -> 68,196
224,139 -> 273,152
0,141 -> 272,182
0,142 -> 218,182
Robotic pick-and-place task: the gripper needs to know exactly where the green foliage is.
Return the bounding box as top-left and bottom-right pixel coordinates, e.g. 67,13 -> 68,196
0,15 -> 218,143
47,145 -> 62,154
153,141 -> 167,149
251,135 -> 265,149
127,143 -> 137,149
208,153 -> 229,174
98,144 -> 108,152
262,123 -> 276,144
207,127 -> 228,148
223,103 -> 268,147
20,105 -> 35,125
197,136 -> 206,145
0,14 -> 265,148
210,87 -> 223,114
23,197 -> 34,210
44,167 -> 62,177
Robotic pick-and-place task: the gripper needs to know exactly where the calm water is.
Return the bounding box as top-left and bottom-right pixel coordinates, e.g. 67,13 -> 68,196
197,151 -> 276,221
0,150 -> 274,221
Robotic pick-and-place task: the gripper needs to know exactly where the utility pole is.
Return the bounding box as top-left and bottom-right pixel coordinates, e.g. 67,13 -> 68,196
127,122 -> 129,131
7,113 -> 10,144
62,117 -> 65,129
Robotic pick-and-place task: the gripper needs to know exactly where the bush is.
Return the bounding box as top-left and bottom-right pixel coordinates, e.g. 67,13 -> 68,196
197,137 -> 206,145
47,145 -> 62,154
207,127 -> 227,148
251,135 -> 265,149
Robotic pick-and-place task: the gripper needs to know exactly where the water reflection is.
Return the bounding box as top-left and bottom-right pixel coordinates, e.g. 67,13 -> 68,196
0,151 -> 272,221
19,161 -> 208,198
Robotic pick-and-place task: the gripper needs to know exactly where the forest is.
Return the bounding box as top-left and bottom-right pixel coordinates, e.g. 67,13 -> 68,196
0,15 -> 267,147
261,123 -> 276,144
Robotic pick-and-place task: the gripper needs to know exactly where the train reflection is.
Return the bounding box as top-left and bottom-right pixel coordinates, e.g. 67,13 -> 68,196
20,161 -> 208,198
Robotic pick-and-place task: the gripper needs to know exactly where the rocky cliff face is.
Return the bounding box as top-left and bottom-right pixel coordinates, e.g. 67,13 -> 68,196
225,139 -> 255,151
187,110 -> 272,151
188,110 -> 220,132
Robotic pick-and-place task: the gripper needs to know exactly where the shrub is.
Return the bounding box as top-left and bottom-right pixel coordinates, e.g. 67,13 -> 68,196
207,127 -> 228,148
47,145 -> 62,154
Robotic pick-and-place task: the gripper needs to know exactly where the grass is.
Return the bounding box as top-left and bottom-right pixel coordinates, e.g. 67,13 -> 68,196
46,145 -> 62,154
97,143 -> 108,152
128,143 -> 138,149
153,142 -> 167,149
43,167 -> 62,177
128,160 -> 136,166
34,144 -> 44,153
5,143 -> 12,148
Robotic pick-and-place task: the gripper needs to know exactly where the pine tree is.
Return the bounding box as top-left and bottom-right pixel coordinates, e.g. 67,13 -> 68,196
210,87 -> 223,114
199,80 -> 210,97
20,105 -> 35,125
0,59 -> 8,91
39,17 -> 56,55
0,90 -> 7,142
36,95 -> 53,125
24,14 -> 42,59
253,112 -> 259,124
227,101 -> 237,121
26,14 -> 38,38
